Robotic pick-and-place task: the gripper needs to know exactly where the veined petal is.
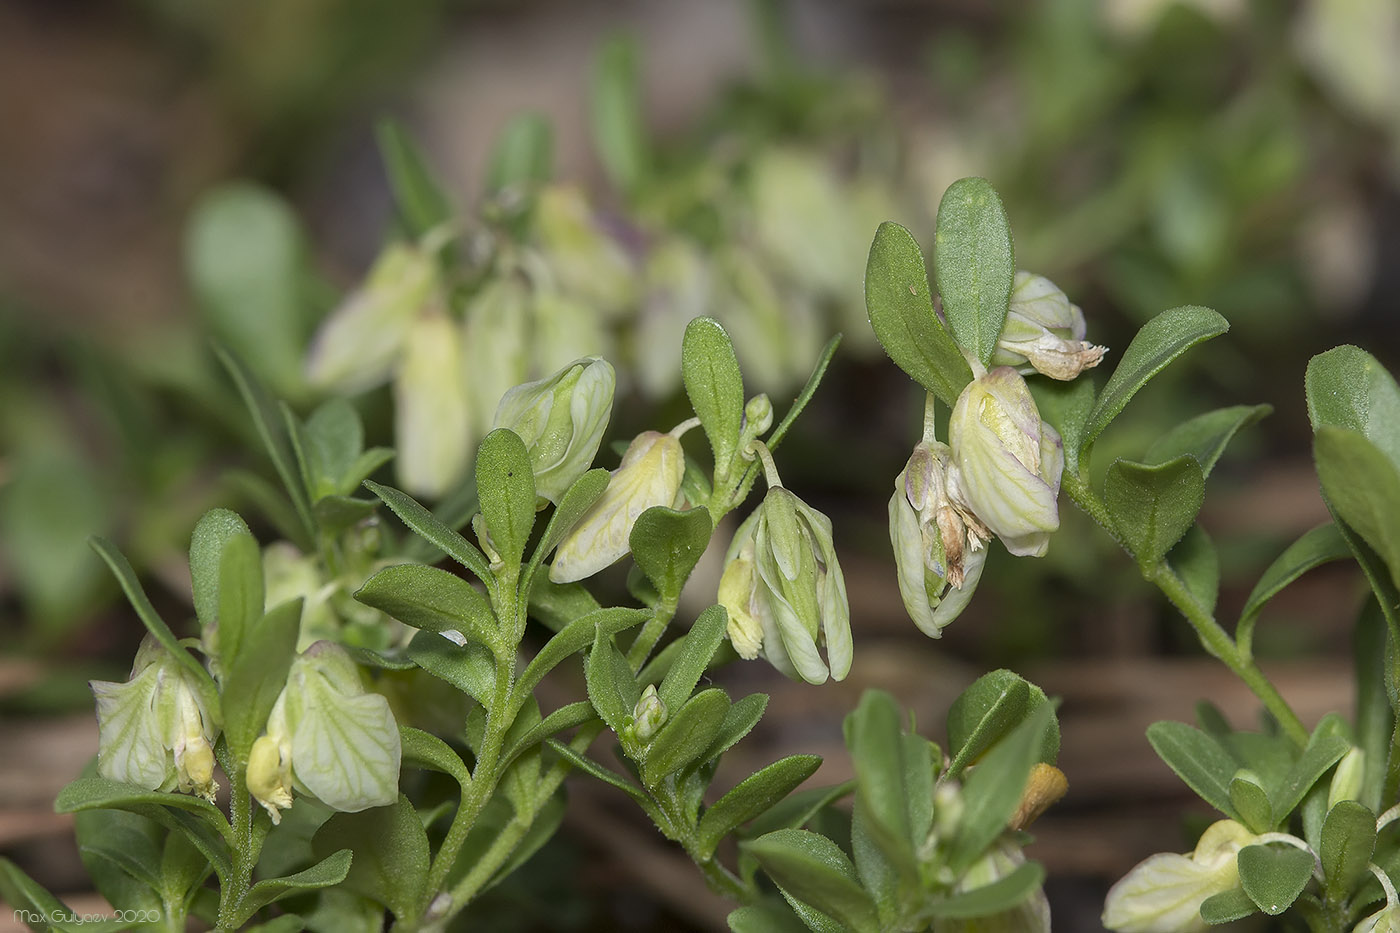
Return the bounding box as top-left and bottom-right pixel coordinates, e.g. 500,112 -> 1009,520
291,689 -> 400,813
92,670 -> 168,790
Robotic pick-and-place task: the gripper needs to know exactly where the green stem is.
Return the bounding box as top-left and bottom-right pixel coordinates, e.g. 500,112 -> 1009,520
628,597 -> 678,668
215,771 -> 254,933
1063,471 -> 1309,746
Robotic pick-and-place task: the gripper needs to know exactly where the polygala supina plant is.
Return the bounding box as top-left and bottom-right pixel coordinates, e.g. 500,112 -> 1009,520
4,136 -> 1398,933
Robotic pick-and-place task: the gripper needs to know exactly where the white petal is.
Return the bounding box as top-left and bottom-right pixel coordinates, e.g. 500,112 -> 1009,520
291,689 -> 401,813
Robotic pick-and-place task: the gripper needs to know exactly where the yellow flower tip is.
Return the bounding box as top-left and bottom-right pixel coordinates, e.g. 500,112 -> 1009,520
1010,762 -> 1068,830
247,735 -> 294,825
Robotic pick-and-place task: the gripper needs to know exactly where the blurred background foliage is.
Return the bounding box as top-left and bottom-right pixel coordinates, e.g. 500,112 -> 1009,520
1,0 -> 1397,927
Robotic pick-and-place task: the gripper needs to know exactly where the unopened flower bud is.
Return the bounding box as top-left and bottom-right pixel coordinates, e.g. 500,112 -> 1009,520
719,487 -> 851,685
493,357 -> 616,504
91,636 -> 221,803
936,838 -> 1051,933
549,430 -> 686,583
1010,763 -> 1068,831
741,395 -> 774,446
890,441 -> 990,638
462,278 -> 531,438
1103,820 -> 1259,932
628,685 -> 668,743
990,271 -> 1106,381
1329,747 -> 1366,810
249,641 -> 400,824
394,310 -> 473,498
305,243 -> 438,394
949,368 -> 1064,558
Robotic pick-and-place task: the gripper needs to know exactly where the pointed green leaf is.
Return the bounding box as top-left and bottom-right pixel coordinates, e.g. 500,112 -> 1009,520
589,34 -> 649,192
768,335 -> 841,453
355,564 -> 496,643
1355,602 -> 1391,813
313,796 -> 428,922
1275,731 -> 1350,819
1237,843 -> 1313,916
1084,306 -> 1229,447
364,480 -> 493,584
922,860 -> 1045,919
727,901 -> 812,933
376,121 -> 453,238
642,688 -> 731,787
694,692 -> 769,766
237,849 -> 353,922
744,829 -> 879,933
515,607 -> 651,708
949,704 -> 1054,874
932,177 -> 1015,367
1237,524 -> 1350,656
1170,525 -> 1219,618
1146,721 -> 1240,818
657,604 -> 728,713
222,598 -> 300,757
501,701 -> 597,770
864,222 -> 972,407
1314,426 -> 1400,590
1106,455 -> 1206,566
189,509 -> 253,631
843,690 -> 916,869
487,112 -> 554,194
697,756 -> 822,859
1146,405 -> 1271,478
683,317 -> 746,474
399,726 -> 470,789
546,739 -> 648,804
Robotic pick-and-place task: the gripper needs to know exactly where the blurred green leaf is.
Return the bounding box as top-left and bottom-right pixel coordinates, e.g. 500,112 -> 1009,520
376,120 -> 453,239
589,34 -> 650,193
865,222 -> 972,407
487,112 -> 554,194
933,177 -> 1015,367
1145,404 -> 1271,478
744,829 -> 879,933
1030,376 -> 1094,475
1314,427 -> 1400,591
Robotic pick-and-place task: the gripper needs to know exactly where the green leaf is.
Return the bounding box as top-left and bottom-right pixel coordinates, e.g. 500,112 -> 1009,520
237,849 -> 353,922
850,797 -> 899,926
727,901 -> 812,933
589,33 -> 649,193
221,598 -> 300,757
187,185 -> 307,399
527,577 -> 603,632
1305,346 -> 1400,471
1146,405 -> 1271,478
55,777 -> 229,840
515,607 -> 651,708
376,120 -> 453,239
189,508 -> 253,631
487,112 -> 554,193
864,222 -> 973,407
1238,524 -> 1350,655
355,564 -> 496,643
1199,886 -> 1258,924
74,808 -> 164,901
313,495 -> 378,534
216,530 -> 264,667
1105,455 -> 1205,566
744,829 -> 878,933
694,692 -> 769,766
1084,306 -> 1230,447
475,428 -> 536,569
630,507 -> 713,604
501,701 -> 597,770
1170,525 -> 1219,619
313,796 -> 429,922
1146,721 -> 1240,818
399,725 -> 471,789
1229,775 -> 1274,833
932,177 -> 1015,367
89,538 -> 219,702
843,690 -> 916,882
1275,731 -> 1351,819
364,480 -> 493,585
1237,843 -> 1313,916
945,672 -> 1030,779
1030,376 -> 1095,475
482,789 -> 566,892
642,688 -> 732,787
1314,426 -> 1400,590
740,781 -> 856,843
1355,601 -> 1392,813
922,860 -> 1046,920
949,704 -> 1054,874
586,634 -> 638,736
546,739 -> 647,804
405,629 -> 496,706
215,345 -> 315,537
657,604 -> 728,713
0,857 -> 137,932
1321,799 -> 1375,906
682,317 -> 746,474
303,399 -> 365,498
697,756 -> 822,859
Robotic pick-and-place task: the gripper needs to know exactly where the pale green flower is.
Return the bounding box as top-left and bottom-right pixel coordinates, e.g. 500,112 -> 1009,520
462,278 -> 531,442
305,243 -> 438,394
990,271 -> 1106,381
637,238 -> 711,399
493,357 -> 616,504
950,368 -> 1064,558
1329,747 -> 1366,809
1356,904 -> 1400,933
394,310 -> 474,498
934,838 -> 1050,933
248,641 -> 400,824
889,441 -> 989,638
534,186 -> 635,317
91,636 -> 220,803
1103,820 -> 1258,932
719,488 -> 851,685
549,430 -> 686,583
531,290 -> 612,376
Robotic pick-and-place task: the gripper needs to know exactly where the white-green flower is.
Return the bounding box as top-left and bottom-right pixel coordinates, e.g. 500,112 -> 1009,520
247,641 -> 400,824
394,310 -> 474,498
990,271 -> 1106,381
462,278 -> 531,442
1356,904 -> 1400,933
1103,819 -> 1257,932
493,357 -> 615,504
889,441 -> 989,638
91,636 -> 220,803
719,488 -> 851,685
549,429 -> 686,583
949,368 -> 1064,558
305,243 -> 439,394
533,185 -> 635,318
933,837 -> 1050,933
